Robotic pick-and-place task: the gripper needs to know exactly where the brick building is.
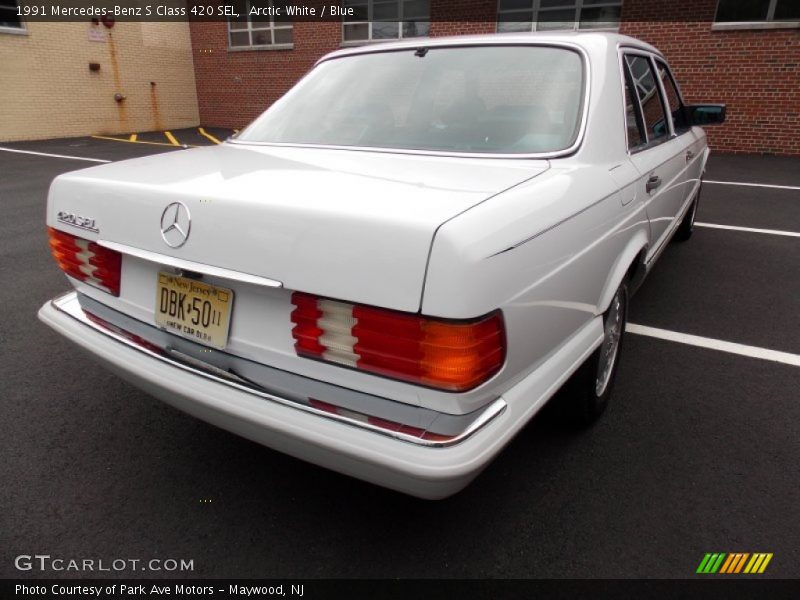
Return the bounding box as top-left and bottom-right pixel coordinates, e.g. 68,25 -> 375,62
189,0 -> 800,155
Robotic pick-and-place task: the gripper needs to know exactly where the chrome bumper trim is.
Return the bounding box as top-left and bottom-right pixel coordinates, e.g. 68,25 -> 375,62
50,291 -> 506,448
96,240 -> 283,289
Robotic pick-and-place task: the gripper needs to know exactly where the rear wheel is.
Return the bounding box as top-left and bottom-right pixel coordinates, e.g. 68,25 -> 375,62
558,281 -> 628,426
674,186 -> 701,242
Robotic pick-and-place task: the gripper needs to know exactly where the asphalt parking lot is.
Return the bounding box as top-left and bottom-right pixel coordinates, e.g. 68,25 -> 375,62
1,134 -> 798,579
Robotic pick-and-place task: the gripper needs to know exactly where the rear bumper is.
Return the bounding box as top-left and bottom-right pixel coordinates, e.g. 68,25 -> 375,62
38,292 -> 513,499
39,291 -> 604,498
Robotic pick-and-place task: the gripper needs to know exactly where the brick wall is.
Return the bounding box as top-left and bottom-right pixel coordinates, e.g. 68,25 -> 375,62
191,18 -> 340,129
429,0 -> 496,36
0,22 -> 198,142
190,0 -> 800,155
620,0 -> 800,155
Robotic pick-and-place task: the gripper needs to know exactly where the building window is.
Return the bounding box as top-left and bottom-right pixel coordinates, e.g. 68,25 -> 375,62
342,0 -> 430,43
497,0 -> 623,33
715,0 -> 800,23
228,0 -> 293,49
0,0 -> 25,32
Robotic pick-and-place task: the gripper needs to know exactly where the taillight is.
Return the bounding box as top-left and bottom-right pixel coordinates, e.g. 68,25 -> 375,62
291,293 -> 505,392
48,227 -> 122,296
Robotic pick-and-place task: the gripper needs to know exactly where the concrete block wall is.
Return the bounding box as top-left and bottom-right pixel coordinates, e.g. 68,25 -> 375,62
0,21 -> 199,141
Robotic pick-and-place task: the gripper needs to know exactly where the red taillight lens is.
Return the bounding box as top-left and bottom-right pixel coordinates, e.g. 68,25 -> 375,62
48,227 -> 122,296
291,293 -> 505,392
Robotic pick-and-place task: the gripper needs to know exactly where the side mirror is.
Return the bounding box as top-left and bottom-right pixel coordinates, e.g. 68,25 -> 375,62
687,104 -> 726,126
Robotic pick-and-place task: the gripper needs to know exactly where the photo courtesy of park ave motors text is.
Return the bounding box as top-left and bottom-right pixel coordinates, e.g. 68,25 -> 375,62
1,0 -> 799,585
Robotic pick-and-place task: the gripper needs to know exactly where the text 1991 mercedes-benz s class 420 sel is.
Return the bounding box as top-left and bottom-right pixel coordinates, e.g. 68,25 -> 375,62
39,33 -> 725,499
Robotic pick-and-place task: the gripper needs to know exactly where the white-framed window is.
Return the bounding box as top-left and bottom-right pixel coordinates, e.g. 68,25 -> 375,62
342,0 -> 430,43
714,0 -> 799,23
0,0 -> 25,33
228,0 -> 293,49
497,0 -> 623,33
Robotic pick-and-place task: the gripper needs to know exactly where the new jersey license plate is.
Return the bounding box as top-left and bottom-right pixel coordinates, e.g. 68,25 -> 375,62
155,272 -> 234,349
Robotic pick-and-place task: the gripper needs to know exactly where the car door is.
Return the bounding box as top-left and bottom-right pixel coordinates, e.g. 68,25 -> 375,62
622,52 -> 691,262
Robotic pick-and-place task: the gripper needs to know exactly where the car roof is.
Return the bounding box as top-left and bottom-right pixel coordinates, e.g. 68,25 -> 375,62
317,31 -> 662,65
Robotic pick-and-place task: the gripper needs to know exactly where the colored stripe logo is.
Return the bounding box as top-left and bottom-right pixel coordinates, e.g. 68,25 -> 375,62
697,553 -> 773,574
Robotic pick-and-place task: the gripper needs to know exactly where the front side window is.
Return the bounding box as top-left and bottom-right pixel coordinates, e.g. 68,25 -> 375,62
228,0 -> 293,49
715,0 -> 800,22
625,54 -> 669,143
237,46 -> 585,155
0,0 -> 24,31
655,60 -> 688,134
497,0 -> 623,33
343,0 -> 430,43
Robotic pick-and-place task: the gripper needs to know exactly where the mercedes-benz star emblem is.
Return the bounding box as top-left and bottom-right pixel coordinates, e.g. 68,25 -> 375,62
160,201 -> 191,248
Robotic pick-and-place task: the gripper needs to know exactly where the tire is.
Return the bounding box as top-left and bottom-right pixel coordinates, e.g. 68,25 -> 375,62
558,281 -> 628,427
674,185 -> 701,242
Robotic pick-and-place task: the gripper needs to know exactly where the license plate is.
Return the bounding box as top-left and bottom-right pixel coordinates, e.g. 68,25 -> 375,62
155,272 -> 234,349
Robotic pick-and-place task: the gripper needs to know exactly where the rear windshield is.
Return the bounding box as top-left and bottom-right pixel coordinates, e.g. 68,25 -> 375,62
236,45 -> 585,155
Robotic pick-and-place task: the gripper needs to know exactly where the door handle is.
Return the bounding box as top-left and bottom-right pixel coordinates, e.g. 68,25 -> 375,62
686,150 -> 695,163
646,175 -> 662,194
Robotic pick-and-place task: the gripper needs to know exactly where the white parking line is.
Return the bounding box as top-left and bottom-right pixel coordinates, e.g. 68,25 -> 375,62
704,180 -> 800,191
627,323 -> 800,367
0,147 -> 111,164
695,222 -> 800,238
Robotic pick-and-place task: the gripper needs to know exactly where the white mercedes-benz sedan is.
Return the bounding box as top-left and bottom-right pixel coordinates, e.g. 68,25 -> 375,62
39,32 -> 725,499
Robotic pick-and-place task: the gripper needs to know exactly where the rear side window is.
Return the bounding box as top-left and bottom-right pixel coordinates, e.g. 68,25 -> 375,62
623,63 -> 646,150
655,60 -> 689,134
625,54 -> 670,144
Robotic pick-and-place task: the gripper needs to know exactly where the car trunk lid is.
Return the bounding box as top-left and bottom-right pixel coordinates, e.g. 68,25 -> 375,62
48,143 -> 548,312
